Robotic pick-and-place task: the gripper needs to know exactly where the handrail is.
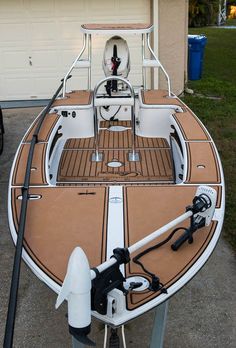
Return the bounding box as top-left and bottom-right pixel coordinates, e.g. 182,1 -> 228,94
93,76 -> 135,100
146,33 -> 171,96
62,33 -> 88,97
142,33 -> 146,89
3,77 -> 68,348
92,76 -> 138,162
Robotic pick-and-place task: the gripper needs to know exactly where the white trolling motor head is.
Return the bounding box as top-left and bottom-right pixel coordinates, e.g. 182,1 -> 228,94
171,185 -> 217,251
55,247 -> 95,346
192,185 -> 217,225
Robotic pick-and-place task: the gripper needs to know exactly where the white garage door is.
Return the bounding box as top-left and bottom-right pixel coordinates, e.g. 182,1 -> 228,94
0,0 -> 151,101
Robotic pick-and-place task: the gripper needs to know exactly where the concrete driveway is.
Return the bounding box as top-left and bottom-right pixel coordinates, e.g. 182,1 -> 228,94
0,107 -> 236,347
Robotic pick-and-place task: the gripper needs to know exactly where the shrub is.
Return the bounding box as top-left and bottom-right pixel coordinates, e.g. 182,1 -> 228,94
189,0 -> 219,27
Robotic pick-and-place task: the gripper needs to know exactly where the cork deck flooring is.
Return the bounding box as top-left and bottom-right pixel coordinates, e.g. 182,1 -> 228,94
57,121 -> 174,183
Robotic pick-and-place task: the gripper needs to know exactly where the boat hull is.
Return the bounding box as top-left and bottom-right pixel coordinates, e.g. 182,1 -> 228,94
8,91 -> 225,326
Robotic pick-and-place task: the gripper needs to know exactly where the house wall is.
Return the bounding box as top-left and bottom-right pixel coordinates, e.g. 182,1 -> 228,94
157,0 -> 188,95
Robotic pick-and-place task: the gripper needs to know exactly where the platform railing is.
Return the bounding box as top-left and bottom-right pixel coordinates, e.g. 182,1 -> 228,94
142,33 -> 171,96
92,76 -> 140,162
62,33 -> 91,97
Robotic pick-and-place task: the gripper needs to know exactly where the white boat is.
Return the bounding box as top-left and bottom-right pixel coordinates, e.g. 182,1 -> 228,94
5,24 -> 225,347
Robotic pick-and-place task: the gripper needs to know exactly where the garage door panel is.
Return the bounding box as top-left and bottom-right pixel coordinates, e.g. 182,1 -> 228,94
0,0 -> 150,100
31,50 -> 61,70
0,78 -> 4,100
61,50 -> 82,67
31,22 -> 57,42
119,0 -> 150,15
86,0 -> 116,12
0,23 -> 28,43
66,73 -> 88,92
30,76 -> 61,98
56,0 -> 86,14
60,22 -> 85,40
4,77 -> 33,99
0,0 -> 25,17
130,47 -> 143,64
28,0 -> 55,16
2,50 -> 30,70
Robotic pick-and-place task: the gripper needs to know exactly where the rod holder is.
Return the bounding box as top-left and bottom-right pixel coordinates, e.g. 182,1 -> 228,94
91,107 -> 103,162
128,104 -> 140,162
128,150 -> 140,162
91,151 -> 103,162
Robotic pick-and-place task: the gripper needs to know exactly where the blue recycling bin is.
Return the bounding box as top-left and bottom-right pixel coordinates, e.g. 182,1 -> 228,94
188,35 -> 207,80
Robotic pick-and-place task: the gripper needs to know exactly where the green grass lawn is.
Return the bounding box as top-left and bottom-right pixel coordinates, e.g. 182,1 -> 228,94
181,26 -> 236,250
226,18 -> 236,26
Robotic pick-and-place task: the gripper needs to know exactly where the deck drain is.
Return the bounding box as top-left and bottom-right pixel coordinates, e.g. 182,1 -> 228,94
107,159 -> 124,168
108,126 -> 129,132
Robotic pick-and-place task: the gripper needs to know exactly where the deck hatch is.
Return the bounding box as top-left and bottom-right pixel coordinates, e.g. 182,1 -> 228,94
186,142 -> 220,184
11,187 -> 108,284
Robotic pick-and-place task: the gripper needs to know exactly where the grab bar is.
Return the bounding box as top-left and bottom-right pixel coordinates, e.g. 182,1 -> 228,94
144,32 -> 171,96
62,33 -> 91,97
92,76 -> 139,162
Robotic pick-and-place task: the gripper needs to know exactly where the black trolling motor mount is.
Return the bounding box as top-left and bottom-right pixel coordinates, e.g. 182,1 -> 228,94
171,190 -> 213,251
91,248 -> 130,315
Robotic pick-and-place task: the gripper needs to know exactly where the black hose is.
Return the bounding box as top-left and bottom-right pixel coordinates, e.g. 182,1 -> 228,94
3,77 -> 68,348
0,107 -> 4,155
99,105 -> 121,122
133,227 -> 188,279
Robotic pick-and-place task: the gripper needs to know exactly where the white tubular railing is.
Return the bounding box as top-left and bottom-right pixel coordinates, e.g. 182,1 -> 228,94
90,209 -> 193,280
62,33 -> 89,97
142,33 -> 146,89
88,34 -> 92,90
92,76 -> 138,162
145,32 -> 171,96
93,76 -> 135,104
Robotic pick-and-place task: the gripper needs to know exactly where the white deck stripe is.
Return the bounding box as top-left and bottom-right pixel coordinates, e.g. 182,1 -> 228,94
106,186 -> 125,275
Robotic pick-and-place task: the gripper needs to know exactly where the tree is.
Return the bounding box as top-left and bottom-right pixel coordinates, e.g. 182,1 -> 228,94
189,0 -> 220,27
